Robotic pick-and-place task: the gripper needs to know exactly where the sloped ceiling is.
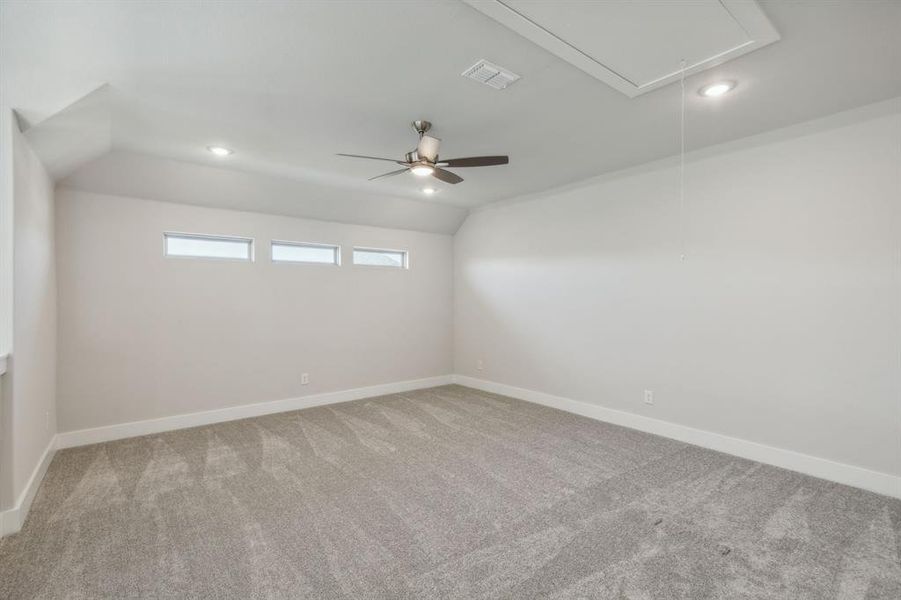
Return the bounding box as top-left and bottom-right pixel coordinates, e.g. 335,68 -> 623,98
60,151 -> 469,235
3,0 -> 900,233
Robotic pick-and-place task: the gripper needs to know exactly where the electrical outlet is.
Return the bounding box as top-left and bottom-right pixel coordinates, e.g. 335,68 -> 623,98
476,359 -> 484,371
301,373 -> 310,385
643,390 -> 654,405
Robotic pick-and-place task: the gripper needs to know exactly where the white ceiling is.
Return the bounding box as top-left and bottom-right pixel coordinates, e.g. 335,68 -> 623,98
2,1 -> 900,222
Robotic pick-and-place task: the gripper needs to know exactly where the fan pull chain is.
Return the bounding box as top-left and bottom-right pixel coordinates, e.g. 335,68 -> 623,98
679,59 -> 687,263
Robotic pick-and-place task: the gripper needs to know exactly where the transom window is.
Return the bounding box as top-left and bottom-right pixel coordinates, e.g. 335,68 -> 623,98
271,240 -> 340,265
164,232 -> 253,261
353,247 -> 408,268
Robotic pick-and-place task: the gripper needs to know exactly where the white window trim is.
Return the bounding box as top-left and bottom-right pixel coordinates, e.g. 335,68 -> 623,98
352,246 -> 410,269
270,239 -> 342,266
163,231 -> 255,262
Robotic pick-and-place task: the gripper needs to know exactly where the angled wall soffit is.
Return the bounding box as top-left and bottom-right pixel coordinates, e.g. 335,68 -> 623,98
19,84 -> 112,180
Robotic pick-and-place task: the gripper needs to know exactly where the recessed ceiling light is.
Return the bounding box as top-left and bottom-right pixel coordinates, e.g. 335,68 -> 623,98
699,81 -> 736,98
422,187 -> 437,195
410,164 -> 434,177
207,145 -> 233,157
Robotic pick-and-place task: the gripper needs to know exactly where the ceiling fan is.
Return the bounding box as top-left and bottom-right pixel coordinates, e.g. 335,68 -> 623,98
337,120 -> 508,185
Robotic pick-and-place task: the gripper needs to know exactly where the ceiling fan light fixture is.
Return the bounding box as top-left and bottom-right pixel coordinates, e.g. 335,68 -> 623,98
411,164 -> 434,177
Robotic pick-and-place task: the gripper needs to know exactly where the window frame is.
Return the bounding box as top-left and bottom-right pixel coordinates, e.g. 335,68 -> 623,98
270,239 -> 341,266
352,246 -> 410,269
163,231 -> 255,262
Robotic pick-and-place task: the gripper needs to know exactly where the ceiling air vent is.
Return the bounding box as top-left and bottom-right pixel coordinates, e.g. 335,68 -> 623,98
462,59 -> 520,90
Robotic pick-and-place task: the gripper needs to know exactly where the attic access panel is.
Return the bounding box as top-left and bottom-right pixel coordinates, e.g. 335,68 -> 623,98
463,0 -> 779,97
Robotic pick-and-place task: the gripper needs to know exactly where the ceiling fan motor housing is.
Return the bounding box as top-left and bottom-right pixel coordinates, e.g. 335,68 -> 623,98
405,150 -> 426,164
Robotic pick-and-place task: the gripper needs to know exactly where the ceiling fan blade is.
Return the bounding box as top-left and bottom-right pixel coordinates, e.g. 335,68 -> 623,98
437,156 -> 509,168
337,153 -> 404,164
431,167 -> 463,184
368,168 -> 409,181
417,135 -> 441,162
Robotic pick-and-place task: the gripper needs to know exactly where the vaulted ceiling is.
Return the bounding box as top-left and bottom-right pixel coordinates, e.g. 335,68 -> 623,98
2,1 -> 899,233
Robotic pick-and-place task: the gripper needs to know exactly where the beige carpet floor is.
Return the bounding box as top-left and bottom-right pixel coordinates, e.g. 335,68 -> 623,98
1,384 -> 899,599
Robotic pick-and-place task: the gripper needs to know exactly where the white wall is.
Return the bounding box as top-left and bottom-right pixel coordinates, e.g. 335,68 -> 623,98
455,102 -> 901,478
55,189 -> 453,433
1,125 -> 57,510
0,111 -> 13,358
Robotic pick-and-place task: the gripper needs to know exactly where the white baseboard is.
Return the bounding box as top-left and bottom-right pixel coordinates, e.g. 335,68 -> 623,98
453,375 -> 901,500
0,435 -> 57,537
56,375 -> 454,450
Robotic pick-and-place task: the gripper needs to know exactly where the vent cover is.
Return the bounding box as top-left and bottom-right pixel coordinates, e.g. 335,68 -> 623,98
462,59 -> 520,90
